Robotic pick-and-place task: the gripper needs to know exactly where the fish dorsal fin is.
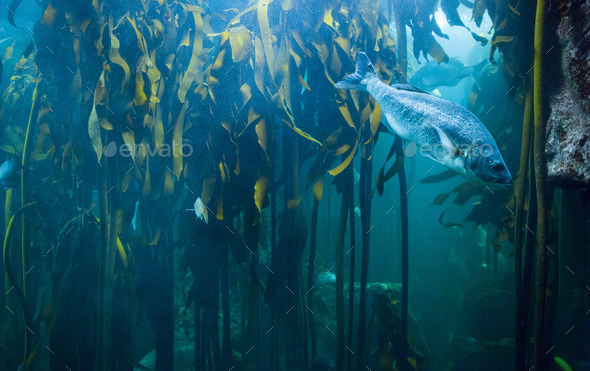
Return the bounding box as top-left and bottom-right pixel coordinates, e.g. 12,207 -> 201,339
392,84 -> 433,95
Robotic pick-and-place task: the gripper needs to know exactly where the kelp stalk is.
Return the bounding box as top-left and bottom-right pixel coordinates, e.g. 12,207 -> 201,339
21,80 -> 41,359
335,168 -> 350,371
533,0 -> 548,368
398,141 -> 410,371
347,166 -> 356,371
3,202 -> 37,364
96,152 -> 110,370
307,197 -> 319,359
515,76 -> 533,371
357,142 -> 373,368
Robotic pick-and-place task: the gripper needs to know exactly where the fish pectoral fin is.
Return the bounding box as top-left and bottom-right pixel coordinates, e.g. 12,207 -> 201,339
433,126 -> 465,158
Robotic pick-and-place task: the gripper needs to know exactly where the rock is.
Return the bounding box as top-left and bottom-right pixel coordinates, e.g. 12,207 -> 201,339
546,0 -> 590,185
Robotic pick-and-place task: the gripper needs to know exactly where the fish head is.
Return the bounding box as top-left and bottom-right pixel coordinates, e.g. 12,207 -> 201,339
464,144 -> 512,188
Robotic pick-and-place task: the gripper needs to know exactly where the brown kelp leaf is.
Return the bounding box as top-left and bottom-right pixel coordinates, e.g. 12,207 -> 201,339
287,196 -> 302,209
40,3 -> 57,26
313,177 -> 323,201
257,0 -> 275,80
472,0 -> 486,27
228,25 -> 252,63
338,103 -> 356,128
7,0 -> 22,27
420,170 -> 458,183
328,139 -> 359,176
178,10 -> 204,103
430,192 -> 451,206
438,209 -> 464,229
254,175 -> 269,212
370,102 -> 382,137
173,102 -> 188,178
255,118 -> 268,152
491,35 -> 514,45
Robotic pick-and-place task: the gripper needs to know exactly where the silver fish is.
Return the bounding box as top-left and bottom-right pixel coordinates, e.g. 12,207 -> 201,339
335,52 -> 512,188
0,158 -> 19,189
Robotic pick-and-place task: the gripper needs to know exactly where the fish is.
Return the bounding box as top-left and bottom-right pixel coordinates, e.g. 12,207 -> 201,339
192,197 -> 208,224
0,157 -> 19,189
335,52 -> 512,188
409,58 -> 488,91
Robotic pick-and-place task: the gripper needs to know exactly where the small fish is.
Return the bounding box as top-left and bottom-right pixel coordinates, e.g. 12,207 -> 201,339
190,197 -> 208,224
409,58 -> 488,90
0,157 -> 19,189
335,52 -> 512,188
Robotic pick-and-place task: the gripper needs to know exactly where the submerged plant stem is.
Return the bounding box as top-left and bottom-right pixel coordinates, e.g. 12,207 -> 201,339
533,0 -> 548,369
515,76 -> 533,371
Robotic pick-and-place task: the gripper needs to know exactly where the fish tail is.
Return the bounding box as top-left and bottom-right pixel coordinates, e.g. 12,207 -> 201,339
470,58 -> 488,81
334,52 -> 378,92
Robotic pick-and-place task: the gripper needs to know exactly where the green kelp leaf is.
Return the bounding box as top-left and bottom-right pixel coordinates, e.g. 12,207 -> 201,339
254,175 -> 269,212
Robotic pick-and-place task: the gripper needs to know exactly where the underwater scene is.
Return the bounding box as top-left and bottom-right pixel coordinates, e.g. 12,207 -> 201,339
1,0 -> 589,370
